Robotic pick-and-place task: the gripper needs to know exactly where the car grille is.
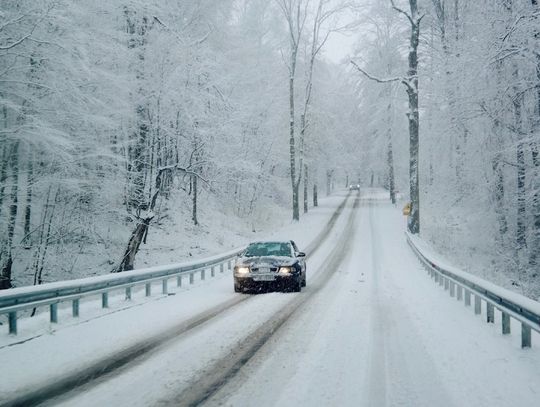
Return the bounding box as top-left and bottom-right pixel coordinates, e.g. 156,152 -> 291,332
251,266 -> 278,273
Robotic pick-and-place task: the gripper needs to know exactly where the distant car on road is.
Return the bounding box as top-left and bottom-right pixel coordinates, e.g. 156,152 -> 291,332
234,241 -> 306,293
349,184 -> 360,191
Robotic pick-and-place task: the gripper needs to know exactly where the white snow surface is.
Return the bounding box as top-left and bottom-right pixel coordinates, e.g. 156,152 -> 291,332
1,189 -> 540,407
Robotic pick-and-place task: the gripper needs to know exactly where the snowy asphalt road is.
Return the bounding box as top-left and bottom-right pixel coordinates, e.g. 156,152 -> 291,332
2,189 -> 540,406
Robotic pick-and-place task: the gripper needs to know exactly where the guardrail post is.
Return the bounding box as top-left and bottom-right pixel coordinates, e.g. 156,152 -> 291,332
486,303 -> 494,323
146,283 -> 151,297
8,312 -> 17,335
201,269 -> 206,281
72,299 -> 80,317
228,260 -> 232,270
220,263 -> 224,273
102,292 -> 109,308
444,278 -> 449,290
50,303 -> 58,323
162,279 -> 168,294
464,290 -> 471,306
521,324 -> 531,348
439,275 -> 444,286
457,285 -> 463,301
125,286 -> 132,300
474,295 -> 481,315
190,273 -> 194,284
449,281 -> 455,297
211,266 -> 215,277
177,275 -> 182,287
502,311 -> 510,334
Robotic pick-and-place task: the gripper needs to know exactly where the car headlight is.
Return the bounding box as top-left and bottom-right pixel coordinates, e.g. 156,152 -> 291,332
278,266 -> 292,274
235,266 -> 250,275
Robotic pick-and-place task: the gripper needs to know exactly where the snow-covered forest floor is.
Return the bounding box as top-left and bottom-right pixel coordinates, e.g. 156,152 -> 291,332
11,186 -> 289,288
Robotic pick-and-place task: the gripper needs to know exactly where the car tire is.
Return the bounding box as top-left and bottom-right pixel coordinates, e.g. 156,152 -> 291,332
234,283 -> 242,293
292,279 -> 301,292
301,276 -> 306,287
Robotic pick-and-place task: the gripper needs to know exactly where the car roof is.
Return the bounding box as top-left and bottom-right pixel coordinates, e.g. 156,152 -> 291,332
248,241 -> 291,245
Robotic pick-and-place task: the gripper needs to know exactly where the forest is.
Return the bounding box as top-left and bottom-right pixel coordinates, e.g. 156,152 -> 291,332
1,0 -> 539,300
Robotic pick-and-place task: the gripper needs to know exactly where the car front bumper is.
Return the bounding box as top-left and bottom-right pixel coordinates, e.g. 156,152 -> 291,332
234,274 -> 300,290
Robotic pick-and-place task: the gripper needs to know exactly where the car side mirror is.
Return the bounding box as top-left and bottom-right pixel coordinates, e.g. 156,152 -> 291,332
296,252 -> 306,258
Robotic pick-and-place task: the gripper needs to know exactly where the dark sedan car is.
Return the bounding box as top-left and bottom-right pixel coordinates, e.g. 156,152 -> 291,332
234,241 -> 306,293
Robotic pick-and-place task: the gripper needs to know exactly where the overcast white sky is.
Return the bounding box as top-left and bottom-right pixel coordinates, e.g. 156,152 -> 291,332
324,30 -> 358,64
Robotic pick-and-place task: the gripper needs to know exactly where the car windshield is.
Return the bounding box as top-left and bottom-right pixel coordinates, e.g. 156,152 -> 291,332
244,242 -> 291,257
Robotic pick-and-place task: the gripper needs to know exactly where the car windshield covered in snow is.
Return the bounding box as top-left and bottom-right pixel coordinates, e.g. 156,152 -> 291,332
243,242 -> 292,257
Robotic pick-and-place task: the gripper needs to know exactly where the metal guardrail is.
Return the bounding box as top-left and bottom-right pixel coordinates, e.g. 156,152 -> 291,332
407,232 -> 540,348
0,248 -> 244,335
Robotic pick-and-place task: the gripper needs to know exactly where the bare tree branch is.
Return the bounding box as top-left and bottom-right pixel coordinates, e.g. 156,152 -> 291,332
389,0 -> 413,25
350,60 -> 404,84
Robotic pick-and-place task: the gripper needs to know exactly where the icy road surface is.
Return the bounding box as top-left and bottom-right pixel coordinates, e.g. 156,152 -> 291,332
1,189 -> 539,407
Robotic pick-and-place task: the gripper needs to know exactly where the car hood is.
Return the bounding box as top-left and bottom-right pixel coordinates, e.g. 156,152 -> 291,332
237,256 -> 295,267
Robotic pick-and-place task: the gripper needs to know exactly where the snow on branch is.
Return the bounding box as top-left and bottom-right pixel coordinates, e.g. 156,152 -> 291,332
389,0 -> 425,25
389,0 -> 413,25
157,163 -> 209,185
153,16 -> 211,47
350,60 -> 404,84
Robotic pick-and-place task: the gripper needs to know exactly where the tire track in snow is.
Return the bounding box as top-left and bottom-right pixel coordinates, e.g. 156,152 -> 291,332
365,199 -> 388,407
166,196 -> 361,407
1,193 -> 353,407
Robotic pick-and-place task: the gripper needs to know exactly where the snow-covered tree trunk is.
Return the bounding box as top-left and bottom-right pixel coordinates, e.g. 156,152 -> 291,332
276,0 -> 307,221
0,141 -> 19,289
395,0 -> 423,234
513,65 -> 527,251
192,174 -> 199,226
304,164 -> 308,213
22,153 -> 33,248
529,0 -> 540,266
0,145 -> 8,218
387,136 -> 396,204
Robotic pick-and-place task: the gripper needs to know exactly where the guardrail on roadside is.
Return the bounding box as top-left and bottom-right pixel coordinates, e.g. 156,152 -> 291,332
0,248 -> 244,335
407,232 -> 540,348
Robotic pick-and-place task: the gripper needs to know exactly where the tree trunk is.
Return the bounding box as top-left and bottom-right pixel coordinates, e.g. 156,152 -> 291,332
114,166 -> 180,272
23,155 -> 33,248
529,1 -> 540,266
386,86 -> 396,205
388,138 -> 396,204
192,174 -> 198,226
0,144 -> 9,218
313,183 -> 318,207
304,164 -> 308,213
0,141 -> 20,289
326,169 -> 332,196
405,0 -> 421,235
529,145 -> 540,266
114,217 -> 153,272
513,65 -> 526,250
492,156 -> 508,237
32,187 -> 57,288
517,140 -> 526,249
125,8 -> 149,215
289,52 -> 300,221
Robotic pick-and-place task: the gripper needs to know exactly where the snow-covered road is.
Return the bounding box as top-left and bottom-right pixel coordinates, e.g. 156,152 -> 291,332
2,190 -> 540,407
